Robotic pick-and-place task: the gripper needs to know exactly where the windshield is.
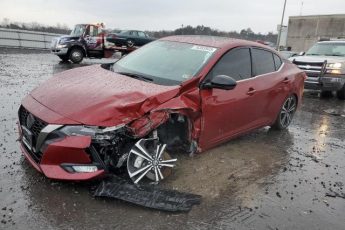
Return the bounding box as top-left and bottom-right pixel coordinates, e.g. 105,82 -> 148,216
70,24 -> 86,37
306,42 -> 345,57
112,40 -> 217,85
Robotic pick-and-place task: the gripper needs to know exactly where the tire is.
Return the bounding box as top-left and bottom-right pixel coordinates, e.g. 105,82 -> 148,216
58,55 -> 69,62
126,40 -> 135,48
272,95 -> 297,130
336,84 -> 345,100
320,90 -> 332,98
69,48 -> 84,64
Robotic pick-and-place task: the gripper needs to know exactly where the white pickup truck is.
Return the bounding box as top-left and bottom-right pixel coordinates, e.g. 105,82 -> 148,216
290,40 -> 345,100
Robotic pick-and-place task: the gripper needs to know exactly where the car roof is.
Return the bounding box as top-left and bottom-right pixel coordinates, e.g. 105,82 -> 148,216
160,35 -> 272,50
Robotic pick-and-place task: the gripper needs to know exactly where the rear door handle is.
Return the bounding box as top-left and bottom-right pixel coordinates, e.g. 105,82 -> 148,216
247,88 -> 256,96
282,77 -> 290,84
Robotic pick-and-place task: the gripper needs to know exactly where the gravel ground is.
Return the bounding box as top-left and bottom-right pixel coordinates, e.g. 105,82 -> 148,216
0,48 -> 345,230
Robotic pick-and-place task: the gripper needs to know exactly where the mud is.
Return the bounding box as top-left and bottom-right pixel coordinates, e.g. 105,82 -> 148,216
0,49 -> 345,229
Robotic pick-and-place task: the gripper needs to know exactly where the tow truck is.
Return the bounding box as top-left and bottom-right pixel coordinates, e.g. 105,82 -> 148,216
50,23 -> 137,63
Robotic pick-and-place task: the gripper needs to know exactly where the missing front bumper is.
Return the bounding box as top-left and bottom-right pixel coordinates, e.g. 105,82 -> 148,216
94,175 -> 201,212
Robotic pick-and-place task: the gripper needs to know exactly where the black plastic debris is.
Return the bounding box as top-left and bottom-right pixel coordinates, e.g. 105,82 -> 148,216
93,176 -> 202,212
326,191 -> 345,199
323,109 -> 345,117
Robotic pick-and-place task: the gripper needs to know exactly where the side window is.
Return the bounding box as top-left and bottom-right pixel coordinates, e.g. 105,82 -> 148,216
138,31 -> 146,37
87,26 -> 99,36
251,48 -> 276,75
273,54 -> 283,70
208,48 -> 252,81
130,31 -> 138,37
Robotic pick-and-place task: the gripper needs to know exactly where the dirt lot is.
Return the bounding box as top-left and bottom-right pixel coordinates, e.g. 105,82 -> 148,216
0,48 -> 345,230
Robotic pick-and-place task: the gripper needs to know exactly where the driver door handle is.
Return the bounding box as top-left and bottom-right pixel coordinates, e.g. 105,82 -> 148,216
247,88 -> 256,96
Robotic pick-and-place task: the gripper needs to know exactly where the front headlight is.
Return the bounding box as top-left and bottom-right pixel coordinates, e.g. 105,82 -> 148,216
327,62 -> 342,69
326,62 -> 344,74
59,124 -> 125,140
59,38 -> 69,44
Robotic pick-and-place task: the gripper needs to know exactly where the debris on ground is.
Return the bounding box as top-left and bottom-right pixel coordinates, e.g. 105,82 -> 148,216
325,191 -> 345,199
93,176 -> 202,212
323,109 -> 345,117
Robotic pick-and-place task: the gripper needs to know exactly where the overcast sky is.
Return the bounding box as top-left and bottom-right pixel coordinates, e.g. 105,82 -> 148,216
1,0 -> 344,33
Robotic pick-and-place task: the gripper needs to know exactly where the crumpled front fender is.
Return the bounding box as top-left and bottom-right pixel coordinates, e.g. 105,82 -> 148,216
128,111 -> 170,138
127,87 -> 202,140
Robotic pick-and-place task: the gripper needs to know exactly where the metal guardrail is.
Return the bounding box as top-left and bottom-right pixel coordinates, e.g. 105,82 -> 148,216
0,28 -> 66,50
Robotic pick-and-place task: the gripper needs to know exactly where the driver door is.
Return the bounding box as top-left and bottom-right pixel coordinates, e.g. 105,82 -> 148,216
84,25 -> 103,56
199,47 -> 264,149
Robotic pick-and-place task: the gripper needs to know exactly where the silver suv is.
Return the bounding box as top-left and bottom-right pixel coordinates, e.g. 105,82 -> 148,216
290,40 -> 345,100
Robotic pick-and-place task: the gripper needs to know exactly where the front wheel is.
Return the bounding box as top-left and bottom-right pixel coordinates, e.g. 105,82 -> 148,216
58,55 -> 69,62
127,139 -> 177,184
336,84 -> 345,100
272,95 -> 297,130
69,48 -> 84,64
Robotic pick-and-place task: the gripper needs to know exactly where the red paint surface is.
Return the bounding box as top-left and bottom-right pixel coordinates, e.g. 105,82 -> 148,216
30,65 -> 179,126
40,136 -> 92,165
20,35 -> 305,180
40,165 -> 105,181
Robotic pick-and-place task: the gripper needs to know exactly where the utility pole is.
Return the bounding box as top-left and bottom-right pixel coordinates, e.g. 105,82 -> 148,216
276,0 -> 287,51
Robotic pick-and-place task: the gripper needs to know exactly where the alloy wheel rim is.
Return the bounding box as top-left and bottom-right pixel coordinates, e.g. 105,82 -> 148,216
280,96 -> 296,128
72,51 -> 82,60
127,139 -> 177,184
127,40 -> 134,47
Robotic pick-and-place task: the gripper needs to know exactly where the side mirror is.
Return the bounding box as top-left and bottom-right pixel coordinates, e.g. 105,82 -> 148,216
202,75 -> 237,90
299,51 -> 305,56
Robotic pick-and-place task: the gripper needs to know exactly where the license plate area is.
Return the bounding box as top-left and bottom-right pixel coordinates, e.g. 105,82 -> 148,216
21,126 -> 33,150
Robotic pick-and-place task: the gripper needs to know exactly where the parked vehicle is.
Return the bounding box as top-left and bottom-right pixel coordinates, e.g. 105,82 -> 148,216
290,40 -> 345,99
19,36 -> 305,183
280,51 -> 298,59
106,30 -> 155,47
50,23 -> 136,63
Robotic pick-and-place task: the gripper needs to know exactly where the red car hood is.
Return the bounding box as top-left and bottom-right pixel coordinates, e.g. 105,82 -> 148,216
30,65 -> 180,126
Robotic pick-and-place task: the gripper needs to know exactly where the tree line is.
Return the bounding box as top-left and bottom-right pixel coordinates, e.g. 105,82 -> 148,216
146,25 -> 277,44
1,18 -> 277,44
0,18 -> 71,34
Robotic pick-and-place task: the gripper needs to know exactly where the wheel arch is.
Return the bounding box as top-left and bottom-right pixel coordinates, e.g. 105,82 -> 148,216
128,110 -> 195,154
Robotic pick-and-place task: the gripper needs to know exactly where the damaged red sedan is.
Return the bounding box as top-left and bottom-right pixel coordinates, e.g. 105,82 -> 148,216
18,36 -> 306,183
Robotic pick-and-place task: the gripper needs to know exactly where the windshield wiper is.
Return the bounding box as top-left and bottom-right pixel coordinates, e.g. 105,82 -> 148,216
117,72 -> 153,82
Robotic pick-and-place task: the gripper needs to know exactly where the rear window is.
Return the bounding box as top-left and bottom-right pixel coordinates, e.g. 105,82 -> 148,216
252,49 -> 276,76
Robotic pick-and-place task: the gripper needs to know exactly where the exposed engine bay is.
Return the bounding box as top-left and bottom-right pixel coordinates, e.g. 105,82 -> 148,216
89,113 -> 192,184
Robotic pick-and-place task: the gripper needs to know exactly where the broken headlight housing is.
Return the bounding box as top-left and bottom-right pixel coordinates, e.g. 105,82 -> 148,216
59,124 -> 125,140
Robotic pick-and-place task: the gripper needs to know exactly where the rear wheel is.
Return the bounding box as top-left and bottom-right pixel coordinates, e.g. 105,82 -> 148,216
58,55 -> 69,62
69,48 -> 84,64
272,95 -> 297,130
336,84 -> 345,100
127,40 -> 135,48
